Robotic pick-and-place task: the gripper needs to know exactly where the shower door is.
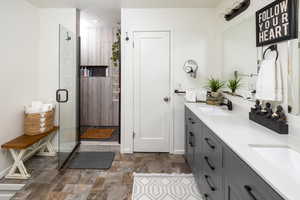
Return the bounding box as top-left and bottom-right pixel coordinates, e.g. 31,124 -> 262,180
57,25 -> 80,168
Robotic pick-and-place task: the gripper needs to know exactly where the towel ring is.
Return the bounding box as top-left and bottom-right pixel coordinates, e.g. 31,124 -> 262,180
263,44 -> 279,61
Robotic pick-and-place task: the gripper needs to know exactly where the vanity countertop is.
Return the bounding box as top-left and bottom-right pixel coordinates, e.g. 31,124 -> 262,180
185,102 -> 299,200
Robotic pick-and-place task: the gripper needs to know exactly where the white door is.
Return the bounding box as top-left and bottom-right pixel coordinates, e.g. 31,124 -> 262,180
133,31 -> 171,152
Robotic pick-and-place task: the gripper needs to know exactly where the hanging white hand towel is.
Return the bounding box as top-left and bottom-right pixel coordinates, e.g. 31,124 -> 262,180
275,59 -> 283,102
256,58 -> 283,102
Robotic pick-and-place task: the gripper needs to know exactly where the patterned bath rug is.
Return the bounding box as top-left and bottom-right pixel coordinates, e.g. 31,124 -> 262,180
132,173 -> 202,200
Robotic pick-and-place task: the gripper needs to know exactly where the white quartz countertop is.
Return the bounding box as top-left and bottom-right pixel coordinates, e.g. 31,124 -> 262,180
185,103 -> 299,200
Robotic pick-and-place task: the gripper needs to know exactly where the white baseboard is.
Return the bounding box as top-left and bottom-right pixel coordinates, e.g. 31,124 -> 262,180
120,148 -> 184,155
0,193 -> 15,200
173,149 -> 185,155
0,183 -> 25,200
0,184 -> 24,191
81,141 -> 120,146
121,147 -> 133,154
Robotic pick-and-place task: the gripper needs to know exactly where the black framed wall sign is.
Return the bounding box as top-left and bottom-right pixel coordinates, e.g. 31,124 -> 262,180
256,0 -> 298,47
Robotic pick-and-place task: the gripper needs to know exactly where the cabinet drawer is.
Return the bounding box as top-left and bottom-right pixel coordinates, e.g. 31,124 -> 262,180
200,173 -> 222,200
185,107 -> 191,121
203,126 -> 222,156
202,151 -> 222,199
201,125 -> 223,200
202,154 -> 222,191
186,108 -> 199,125
203,125 -> 222,170
185,107 -> 201,169
224,147 -> 284,200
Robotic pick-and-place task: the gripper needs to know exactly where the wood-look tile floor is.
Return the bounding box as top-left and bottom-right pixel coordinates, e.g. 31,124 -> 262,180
1,152 -> 191,200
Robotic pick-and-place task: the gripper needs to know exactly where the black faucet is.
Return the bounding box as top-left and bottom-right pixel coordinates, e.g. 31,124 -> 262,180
220,98 -> 233,111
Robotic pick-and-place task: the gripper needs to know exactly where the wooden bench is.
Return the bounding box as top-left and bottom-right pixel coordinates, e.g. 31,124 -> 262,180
1,127 -> 58,179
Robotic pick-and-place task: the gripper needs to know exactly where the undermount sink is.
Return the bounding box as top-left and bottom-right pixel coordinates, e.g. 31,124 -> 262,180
197,105 -> 229,116
250,145 -> 300,183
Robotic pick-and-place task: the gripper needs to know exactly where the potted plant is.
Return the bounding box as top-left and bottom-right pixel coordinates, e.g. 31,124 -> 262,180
206,78 -> 225,97
227,78 -> 241,94
111,29 -> 121,67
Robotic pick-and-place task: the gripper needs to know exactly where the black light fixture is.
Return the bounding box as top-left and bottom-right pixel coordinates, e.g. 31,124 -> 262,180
224,0 -> 251,21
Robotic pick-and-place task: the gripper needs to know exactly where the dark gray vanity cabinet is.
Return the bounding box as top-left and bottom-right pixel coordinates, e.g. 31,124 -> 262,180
185,107 -> 223,200
223,147 -> 284,200
185,108 -> 194,167
201,124 -> 223,200
184,106 -> 284,200
193,122 -> 203,187
185,108 -> 204,188
185,108 -> 200,170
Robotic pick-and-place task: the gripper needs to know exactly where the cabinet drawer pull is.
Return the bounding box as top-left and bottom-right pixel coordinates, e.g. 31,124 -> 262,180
204,156 -> 215,171
204,175 -> 216,191
204,138 -> 215,149
204,193 -> 209,200
188,118 -> 195,124
189,132 -> 194,147
244,185 -> 258,200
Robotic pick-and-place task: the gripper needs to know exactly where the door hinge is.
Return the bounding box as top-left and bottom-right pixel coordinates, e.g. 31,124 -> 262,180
133,132 -> 136,138
132,41 -> 135,48
298,42 -> 300,49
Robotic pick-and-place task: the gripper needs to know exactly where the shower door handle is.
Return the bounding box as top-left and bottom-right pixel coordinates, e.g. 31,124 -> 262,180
56,89 -> 69,103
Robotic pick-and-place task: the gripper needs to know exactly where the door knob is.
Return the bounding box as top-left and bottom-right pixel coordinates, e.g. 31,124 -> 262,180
163,97 -> 170,102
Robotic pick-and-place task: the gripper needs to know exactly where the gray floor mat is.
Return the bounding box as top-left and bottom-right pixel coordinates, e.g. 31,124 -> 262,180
68,152 -> 115,169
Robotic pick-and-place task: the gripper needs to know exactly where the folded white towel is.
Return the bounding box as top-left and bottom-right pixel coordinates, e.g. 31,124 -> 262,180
25,106 -> 41,114
197,89 -> 207,102
256,58 -> 283,102
25,101 -> 54,114
40,104 -> 53,112
31,101 -> 43,109
185,89 -> 197,102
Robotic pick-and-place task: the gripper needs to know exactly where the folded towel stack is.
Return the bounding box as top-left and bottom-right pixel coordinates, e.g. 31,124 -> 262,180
25,101 -> 55,114
24,101 -> 55,135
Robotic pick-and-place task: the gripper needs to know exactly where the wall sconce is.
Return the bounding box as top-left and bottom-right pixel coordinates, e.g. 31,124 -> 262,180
183,60 -> 198,78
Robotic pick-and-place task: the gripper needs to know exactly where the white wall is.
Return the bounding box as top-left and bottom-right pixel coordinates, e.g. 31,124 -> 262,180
0,0 -> 39,176
0,4 -> 79,176
37,8 -> 78,102
121,8 -> 218,154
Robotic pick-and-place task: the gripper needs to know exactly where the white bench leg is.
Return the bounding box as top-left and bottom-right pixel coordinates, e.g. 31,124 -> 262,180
6,149 -> 30,180
37,138 -> 56,157
37,134 -> 56,156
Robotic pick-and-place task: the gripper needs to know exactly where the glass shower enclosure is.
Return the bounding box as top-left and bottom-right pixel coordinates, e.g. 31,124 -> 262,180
56,25 -> 80,168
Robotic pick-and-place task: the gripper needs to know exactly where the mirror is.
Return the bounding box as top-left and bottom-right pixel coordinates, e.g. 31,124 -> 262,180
221,9 -> 300,116
288,38 -> 300,115
222,16 -> 258,98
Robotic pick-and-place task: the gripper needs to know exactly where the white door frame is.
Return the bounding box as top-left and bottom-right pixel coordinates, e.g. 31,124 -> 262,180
130,28 -> 174,154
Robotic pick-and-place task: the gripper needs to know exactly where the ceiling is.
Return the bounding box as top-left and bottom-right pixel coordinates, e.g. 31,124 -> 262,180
27,0 -> 222,26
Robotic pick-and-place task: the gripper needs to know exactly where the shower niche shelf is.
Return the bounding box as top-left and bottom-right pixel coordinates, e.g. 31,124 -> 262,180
80,65 -> 108,77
